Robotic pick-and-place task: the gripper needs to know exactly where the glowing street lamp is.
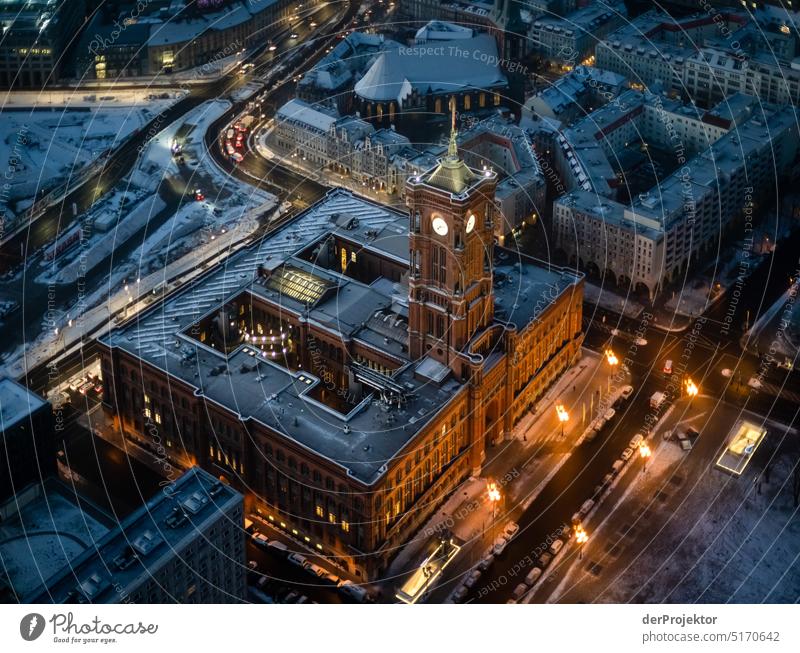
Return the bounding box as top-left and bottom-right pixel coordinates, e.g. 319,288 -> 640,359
605,348 -> 618,366
575,524 -> 588,559
639,443 -> 651,472
685,378 -> 699,398
487,480 -> 502,538
556,404 -> 569,438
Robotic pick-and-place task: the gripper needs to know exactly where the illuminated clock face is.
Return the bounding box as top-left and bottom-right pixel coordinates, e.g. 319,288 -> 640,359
465,213 -> 476,233
431,215 -> 449,236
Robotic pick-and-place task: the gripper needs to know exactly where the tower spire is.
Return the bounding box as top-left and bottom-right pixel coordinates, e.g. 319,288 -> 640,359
447,97 -> 458,159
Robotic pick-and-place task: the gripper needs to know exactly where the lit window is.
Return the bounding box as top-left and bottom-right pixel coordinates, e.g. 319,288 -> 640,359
316,505 -> 324,517
144,407 -> 151,418
342,521 -> 350,533
350,251 -> 357,263
144,394 -> 151,405
154,412 -> 162,425
328,512 -> 336,524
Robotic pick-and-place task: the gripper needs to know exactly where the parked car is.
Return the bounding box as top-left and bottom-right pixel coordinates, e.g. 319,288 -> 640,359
477,556 -> 493,572
525,567 -> 543,586
307,563 -> 327,578
267,540 -> 288,554
512,583 -> 528,600
453,586 -> 469,602
629,433 -> 644,449
464,570 -> 482,588
492,534 -> 509,556
338,580 -> 368,602
287,553 -> 307,567
549,539 -> 564,555
503,521 -> 520,540
251,532 -> 269,548
620,385 -> 634,400
663,359 -> 673,374
324,572 -> 340,585
603,408 -> 616,421
282,591 -> 301,604
612,460 -> 625,474
578,499 -> 595,520
621,447 -> 634,461
537,552 -> 553,569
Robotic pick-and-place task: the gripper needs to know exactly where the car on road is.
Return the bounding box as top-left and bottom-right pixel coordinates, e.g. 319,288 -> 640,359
663,359 -> 673,374
503,521 -> 519,540
537,552 -> 553,569
323,572 -> 340,585
525,567 -> 543,586
549,539 -> 564,555
620,447 -> 634,461
512,583 -> 528,600
287,552 -> 307,567
338,580 -> 369,603
629,433 -> 644,449
464,570 -> 482,588
492,534 -> 509,556
603,408 -> 616,421
612,459 -> 625,474
267,540 -> 288,554
251,532 -> 269,548
290,32 -> 299,38
620,385 -> 633,400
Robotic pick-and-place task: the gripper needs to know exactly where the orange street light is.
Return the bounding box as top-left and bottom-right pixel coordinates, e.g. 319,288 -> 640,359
605,348 -> 618,366
575,525 -> 588,558
685,378 -> 699,398
639,443 -> 651,472
487,481 -> 501,504
556,404 -> 569,438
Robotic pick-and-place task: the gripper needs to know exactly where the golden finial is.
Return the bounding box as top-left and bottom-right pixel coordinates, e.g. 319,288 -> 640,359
447,97 -> 458,159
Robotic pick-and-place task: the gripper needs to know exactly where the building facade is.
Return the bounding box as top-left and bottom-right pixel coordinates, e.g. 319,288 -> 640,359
29,467 -> 245,603
0,0 -> 87,88
0,378 -> 53,503
552,93 -> 799,297
74,0 -> 293,80
98,129 -> 583,581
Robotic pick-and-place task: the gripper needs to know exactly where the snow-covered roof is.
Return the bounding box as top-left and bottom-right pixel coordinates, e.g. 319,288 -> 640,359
414,20 -> 474,43
354,33 -> 508,104
0,378 -> 47,432
276,98 -> 338,133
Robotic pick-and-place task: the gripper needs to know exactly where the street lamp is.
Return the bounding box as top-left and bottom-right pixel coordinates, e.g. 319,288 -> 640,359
556,404 -> 569,438
575,524 -> 588,559
605,348 -> 618,366
487,480 -> 502,540
685,377 -> 698,398
639,443 -> 651,472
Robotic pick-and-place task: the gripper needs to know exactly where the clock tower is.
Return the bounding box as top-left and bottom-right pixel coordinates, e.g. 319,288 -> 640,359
406,103 -> 497,367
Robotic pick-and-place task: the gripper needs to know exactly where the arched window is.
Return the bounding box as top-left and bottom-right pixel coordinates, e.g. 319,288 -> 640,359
464,94 -> 471,110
